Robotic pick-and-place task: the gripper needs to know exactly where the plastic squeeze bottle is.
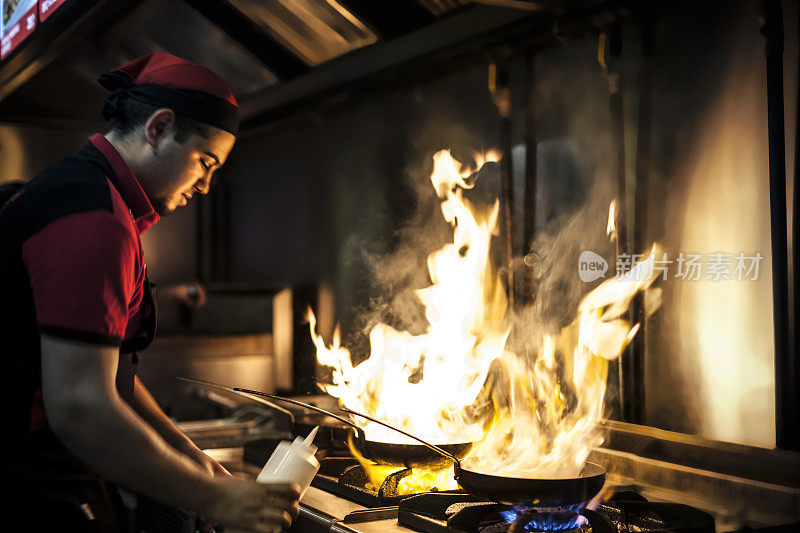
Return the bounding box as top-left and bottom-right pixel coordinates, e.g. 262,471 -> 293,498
257,426 -> 320,498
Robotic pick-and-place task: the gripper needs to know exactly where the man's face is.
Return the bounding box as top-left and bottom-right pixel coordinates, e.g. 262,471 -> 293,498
138,110 -> 236,216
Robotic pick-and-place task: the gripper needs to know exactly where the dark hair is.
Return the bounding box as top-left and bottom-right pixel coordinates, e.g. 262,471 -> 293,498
105,98 -> 211,143
0,181 -> 25,209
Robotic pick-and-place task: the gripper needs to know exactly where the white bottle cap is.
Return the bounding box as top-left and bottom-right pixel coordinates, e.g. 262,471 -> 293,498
301,425 -> 319,453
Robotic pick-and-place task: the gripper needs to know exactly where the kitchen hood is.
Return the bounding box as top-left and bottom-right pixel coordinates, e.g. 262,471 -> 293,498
0,0 -> 611,131
0,0 -> 481,127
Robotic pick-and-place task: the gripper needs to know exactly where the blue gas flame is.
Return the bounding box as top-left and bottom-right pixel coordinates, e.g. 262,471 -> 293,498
498,504 -> 588,531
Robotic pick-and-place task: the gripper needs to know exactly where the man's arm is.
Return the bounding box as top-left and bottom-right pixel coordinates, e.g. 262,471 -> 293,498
131,376 -> 229,476
41,334 -> 299,532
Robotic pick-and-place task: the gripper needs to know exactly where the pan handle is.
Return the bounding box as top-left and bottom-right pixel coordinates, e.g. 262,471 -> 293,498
339,407 -> 460,466
178,377 -> 296,425
233,388 -> 367,443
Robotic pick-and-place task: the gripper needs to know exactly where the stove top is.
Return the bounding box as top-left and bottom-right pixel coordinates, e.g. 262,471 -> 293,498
292,467 -> 800,533
288,453 -> 721,532
238,436 -> 800,533
396,491 -> 716,533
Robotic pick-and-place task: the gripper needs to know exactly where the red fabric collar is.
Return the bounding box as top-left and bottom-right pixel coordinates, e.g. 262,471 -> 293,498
88,134 -> 159,233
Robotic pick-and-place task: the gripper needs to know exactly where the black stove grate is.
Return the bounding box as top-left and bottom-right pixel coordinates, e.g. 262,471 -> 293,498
592,497 -> 716,533
397,493 -> 484,533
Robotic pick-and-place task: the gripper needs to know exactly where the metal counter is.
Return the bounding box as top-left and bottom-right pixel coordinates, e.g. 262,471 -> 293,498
295,486 -> 411,533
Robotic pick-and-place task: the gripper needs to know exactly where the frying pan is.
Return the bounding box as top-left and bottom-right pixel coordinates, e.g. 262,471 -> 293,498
234,387 -> 474,470
178,378 -> 472,469
340,407 -> 605,507
178,377 -> 351,447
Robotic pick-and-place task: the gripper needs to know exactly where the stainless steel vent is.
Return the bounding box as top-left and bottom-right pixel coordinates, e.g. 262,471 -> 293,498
226,0 -> 378,66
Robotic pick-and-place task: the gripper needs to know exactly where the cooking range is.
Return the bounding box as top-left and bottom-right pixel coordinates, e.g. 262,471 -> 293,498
194,396 -> 795,533
395,491 -> 714,533
216,415 -> 761,533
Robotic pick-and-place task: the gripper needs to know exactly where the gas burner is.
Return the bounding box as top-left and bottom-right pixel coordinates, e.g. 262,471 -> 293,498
448,503 -> 589,533
311,457 -> 453,507
397,491 -> 716,533
498,505 -> 587,532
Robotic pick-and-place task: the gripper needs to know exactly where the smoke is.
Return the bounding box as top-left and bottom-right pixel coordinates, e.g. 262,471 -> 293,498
509,171 -> 616,353
337,38 -> 626,419
359,158 -> 453,336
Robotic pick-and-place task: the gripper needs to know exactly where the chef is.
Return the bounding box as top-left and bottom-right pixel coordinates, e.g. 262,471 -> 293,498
0,52 -> 300,531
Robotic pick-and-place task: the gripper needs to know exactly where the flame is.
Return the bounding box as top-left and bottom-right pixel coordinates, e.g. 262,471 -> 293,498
345,434 -> 405,490
309,149 -> 660,487
606,199 -> 617,240
310,149 -> 508,445
345,432 -> 458,493
465,246 -> 661,478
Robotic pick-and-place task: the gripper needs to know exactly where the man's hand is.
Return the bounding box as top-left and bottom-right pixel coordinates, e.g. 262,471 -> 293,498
131,376 -> 231,478
181,442 -> 231,477
207,478 -> 300,533
156,282 -> 208,308
41,335 -> 284,526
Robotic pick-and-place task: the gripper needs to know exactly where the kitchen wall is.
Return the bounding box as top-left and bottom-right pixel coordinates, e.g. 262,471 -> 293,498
223,0 -> 793,449
0,124 -> 87,182
639,0 -> 797,448
223,63 -> 504,338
